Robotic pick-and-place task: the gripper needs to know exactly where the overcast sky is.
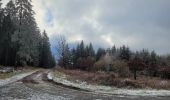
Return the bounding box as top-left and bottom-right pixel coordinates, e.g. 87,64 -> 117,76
2,0 -> 170,54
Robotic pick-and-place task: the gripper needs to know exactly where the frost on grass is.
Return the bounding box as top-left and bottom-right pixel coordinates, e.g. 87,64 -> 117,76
28,93 -> 70,100
0,81 -> 71,100
51,71 -> 170,96
0,71 -> 37,87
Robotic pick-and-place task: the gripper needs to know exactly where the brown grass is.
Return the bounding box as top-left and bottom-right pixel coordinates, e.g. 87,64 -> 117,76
0,66 -> 41,79
56,68 -> 170,90
56,68 -> 116,85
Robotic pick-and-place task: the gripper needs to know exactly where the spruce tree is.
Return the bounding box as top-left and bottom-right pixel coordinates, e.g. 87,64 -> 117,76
13,0 -> 41,66
96,48 -> 106,61
0,0 -> 4,62
1,14 -> 15,66
88,43 -> 95,57
119,45 -> 131,61
80,40 -> 85,57
40,30 -> 56,68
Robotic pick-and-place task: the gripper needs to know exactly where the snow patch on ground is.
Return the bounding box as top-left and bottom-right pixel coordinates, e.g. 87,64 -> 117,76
50,72 -> 170,96
47,72 -> 53,80
28,92 -> 70,100
0,71 -> 37,87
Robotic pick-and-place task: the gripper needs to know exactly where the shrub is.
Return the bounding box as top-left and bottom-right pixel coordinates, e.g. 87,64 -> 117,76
159,67 -> 170,79
77,57 -> 95,71
93,60 -> 106,71
111,60 -> 130,77
93,53 -> 113,71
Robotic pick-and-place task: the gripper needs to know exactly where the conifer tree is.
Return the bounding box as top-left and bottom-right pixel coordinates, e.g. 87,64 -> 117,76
13,0 -> 41,66
40,30 -> 56,68
80,40 -> 85,57
88,43 -> 95,57
1,14 -> 15,66
96,48 -> 106,61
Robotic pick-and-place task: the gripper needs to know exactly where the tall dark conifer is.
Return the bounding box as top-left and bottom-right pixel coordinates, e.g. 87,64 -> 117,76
13,0 -> 41,66
1,14 -> 15,66
40,30 -> 56,68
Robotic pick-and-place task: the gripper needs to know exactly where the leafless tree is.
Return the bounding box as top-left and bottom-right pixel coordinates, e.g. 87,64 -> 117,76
55,35 -> 70,67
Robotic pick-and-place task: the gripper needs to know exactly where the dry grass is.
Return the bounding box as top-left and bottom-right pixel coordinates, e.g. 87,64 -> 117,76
0,72 -> 19,79
136,77 -> 170,89
0,66 -> 41,79
55,68 -> 116,85
56,68 -> 170,90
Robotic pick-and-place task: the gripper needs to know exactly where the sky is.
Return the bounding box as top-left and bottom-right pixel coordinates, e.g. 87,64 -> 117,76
2,0 -> 170,54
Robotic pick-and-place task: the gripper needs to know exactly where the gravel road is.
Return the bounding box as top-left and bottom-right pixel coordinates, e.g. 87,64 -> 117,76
0,70 -> 169,100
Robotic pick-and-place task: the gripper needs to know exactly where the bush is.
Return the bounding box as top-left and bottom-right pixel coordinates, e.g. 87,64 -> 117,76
93,53 -> 113,71
159,67 -> 170,79
111,60 -> 130,77
93,60 -> 106,71
77,57 -> 95,71
93,58 -> 130,77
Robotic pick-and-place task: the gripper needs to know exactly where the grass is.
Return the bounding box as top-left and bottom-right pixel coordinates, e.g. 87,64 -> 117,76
55,68 -> 170,90
0,71 -> 22,79
0,66 -> 41,79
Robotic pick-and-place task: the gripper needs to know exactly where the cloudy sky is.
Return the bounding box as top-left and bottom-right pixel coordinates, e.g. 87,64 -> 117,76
2,0 -> 170,54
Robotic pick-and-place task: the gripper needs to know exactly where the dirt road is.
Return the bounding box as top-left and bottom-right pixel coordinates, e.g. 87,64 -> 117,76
0,70 -> 169,100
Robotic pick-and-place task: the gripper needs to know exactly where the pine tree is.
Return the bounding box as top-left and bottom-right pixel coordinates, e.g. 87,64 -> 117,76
148,50 -> 158,76
119,45 -> 131,61
111,45 -> 116,55
80,40 -> 85,57
2,0 -> 18,66
5,0 -> 17,25
75,43 -> 80,60
96,48 -> 106,61
0,0 -> 4,42
64,44 -> 71,68
40,30 -> 56,68
12,0 -> 41,66
88,43 -> 95,57
1,14 -> 15,66
0,0 -> 4,64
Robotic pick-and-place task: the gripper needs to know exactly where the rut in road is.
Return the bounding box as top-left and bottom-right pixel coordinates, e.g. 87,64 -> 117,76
0,70 -> 169,100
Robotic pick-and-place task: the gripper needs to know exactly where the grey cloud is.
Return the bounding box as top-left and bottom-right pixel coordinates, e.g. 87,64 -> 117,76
3,0 -> 168,54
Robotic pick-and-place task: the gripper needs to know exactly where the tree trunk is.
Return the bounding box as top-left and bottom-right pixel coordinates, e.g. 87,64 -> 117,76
134,69 -> 137,80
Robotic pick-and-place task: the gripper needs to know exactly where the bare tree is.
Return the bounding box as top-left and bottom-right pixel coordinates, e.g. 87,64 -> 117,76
55,35 -> 70,68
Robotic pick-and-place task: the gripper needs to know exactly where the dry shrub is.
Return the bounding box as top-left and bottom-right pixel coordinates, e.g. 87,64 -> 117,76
92,72 -> 116,85
57,68 -> 116,85
110,78 -> 142,88
93,57 -> 130,77
141,78 -> 170,89
93,53 -> 113,72
77,57 -> 95,71
111,60 -> 130,77
93,60 -> 106,71
57,68 -> 170,89
159,67 -> 170,79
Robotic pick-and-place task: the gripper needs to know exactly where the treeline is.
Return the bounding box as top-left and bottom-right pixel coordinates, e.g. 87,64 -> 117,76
0,0 -> 55,68
57,38 -> 170,79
